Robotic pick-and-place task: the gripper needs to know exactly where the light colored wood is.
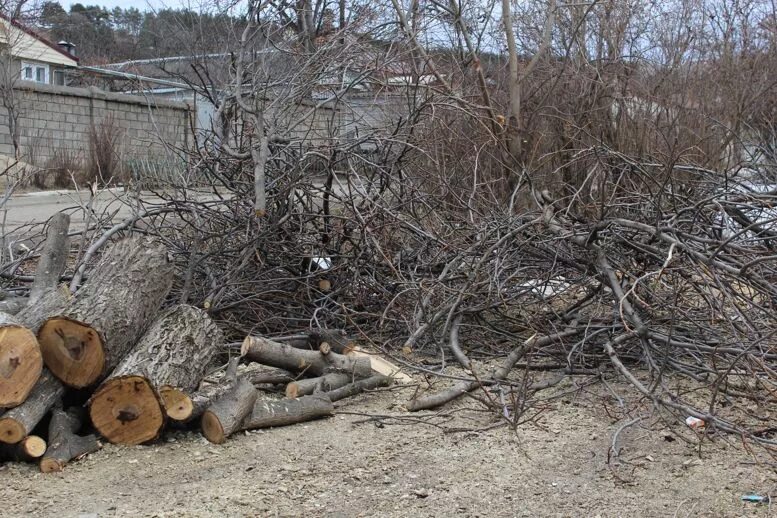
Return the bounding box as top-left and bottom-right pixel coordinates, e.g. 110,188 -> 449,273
0,314 -> 42,408
0,435 -> 46,461
159,386 -> 193,421
0,369 -> 63,443
89,375 -> 165,445
37,317 -> 103,389
348,347 -> 413,384
241,336 -> 372,378
201,378 -> 257,444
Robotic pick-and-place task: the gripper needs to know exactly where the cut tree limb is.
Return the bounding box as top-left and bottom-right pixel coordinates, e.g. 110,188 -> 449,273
323,375 -> 393,402
285,372 -> 353,399
0,435 -> 46,461
201,378 -> 258,444
0,312 -> 42,408
241,336 -> 372,378
38,237 -> 173,388
0,369 -> 64,443
40,407 -> 100,473
241,395 -> 334,430
15,285 -> 71,332
30,213 -> 70,304
93,305 -> 222,427
88,375 -> 165,445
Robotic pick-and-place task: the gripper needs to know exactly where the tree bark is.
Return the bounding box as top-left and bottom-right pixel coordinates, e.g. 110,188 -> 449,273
40,407 -> 100,473
0,369 -> 64,443
201,378 -> 257,444
95,305 -> 222,424
30,212 -> 70,304
241,336 -> 372,378
323,374 -> 393,402
285,372 -> 353,399
241,395 -> 334,430
15,285 -> 71,332
0,435 -> 46,462
0,312 -> 42,408
283,330 -> 355,355
37,237 -> 173,388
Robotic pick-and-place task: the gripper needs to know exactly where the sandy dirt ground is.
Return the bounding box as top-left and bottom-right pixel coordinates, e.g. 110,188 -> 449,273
1,375 -> 775,518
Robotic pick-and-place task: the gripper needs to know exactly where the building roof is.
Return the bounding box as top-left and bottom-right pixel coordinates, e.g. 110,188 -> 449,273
0,13 -> 78,66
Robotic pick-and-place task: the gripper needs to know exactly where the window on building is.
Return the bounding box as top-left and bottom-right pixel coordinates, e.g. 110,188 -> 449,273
21,62 -> 49,84
53,70 -> 65,86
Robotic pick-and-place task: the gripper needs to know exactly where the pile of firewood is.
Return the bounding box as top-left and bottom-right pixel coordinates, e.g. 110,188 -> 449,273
0,214 -> 395,471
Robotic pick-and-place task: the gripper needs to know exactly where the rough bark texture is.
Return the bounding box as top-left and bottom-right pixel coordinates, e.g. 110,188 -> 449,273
0,312 -> 42,408
242,395 -> 334,430
0,435 -> 46,461
30,213 -> 70,304
0,369 -> 64,443
323,374 -> 393,402
38,237 -> 173,388
241,336 -> 372,378
15,285 -> 71,332
201,378 -> 258,444
285,372 -> 353,399
107,305 -> 222,421
40,407 -> 100,473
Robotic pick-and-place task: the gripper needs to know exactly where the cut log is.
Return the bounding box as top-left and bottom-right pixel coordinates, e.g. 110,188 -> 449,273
323,374 -> 393,402
0,435 -> 46,462
0,313 -> 42,408
30,213 -> 70,304
38,237 -> 173,388
241,336 -> 372,378
15,285 -> 71,332
201,378 -> 258,444
285,373 -> 353,399
242,395 -> 334,430
283,330 -> 355,355
0,296 -> 28,315
92,305 -> 221,426
40,408 -> 100,473
0,369 -> 64,443
88,376 -> 165,445
349,347 -> 414,384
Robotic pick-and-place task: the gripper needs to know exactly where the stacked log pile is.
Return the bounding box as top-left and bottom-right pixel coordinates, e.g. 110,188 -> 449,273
0,215 -> 395,471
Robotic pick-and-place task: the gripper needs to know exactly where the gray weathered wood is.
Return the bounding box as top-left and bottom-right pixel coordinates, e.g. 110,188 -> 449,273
241,336 -> 372,378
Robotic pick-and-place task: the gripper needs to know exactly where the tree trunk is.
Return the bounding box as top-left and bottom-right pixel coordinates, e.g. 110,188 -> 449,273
323,374 -> 393,402
0,369 -> 64,443
37,237 -> 173,388
93,305 -> 221,428
201,378 -> 257,444
29,213 -> 70,304
0,435 -> 46,462
242,395 -> 334,430
241,336 -> 372,378
15,285 -> 71,332
285,372 -> 353,399
88,376 -> 166,445
40,408 -> 100,473
0,313 -> 42,408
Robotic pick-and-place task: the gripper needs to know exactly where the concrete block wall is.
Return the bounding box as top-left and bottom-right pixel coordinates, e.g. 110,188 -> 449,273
0,82 -> 191,166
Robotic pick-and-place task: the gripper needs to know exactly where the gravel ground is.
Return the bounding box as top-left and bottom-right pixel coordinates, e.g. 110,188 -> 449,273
1,376 -> 775,517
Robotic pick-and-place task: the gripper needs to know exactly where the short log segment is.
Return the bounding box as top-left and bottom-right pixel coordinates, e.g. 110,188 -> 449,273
201,378 -> 258,444
323,375 -> 393,402
95,305 -> 222,424
283,330 -> 355,355
242,395 -> 334,430
40,408 -> 100,473
0,435 -> 46,461
285,373 -> 353,399
38,237 -> 173,388
0,369 -> 64,443
0,313 -> 42,408
88,376 -> 165,445
241,336 -> 372,378
29,213 -> 70,304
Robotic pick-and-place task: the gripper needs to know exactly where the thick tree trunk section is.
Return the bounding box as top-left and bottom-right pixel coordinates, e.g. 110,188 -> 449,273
285,373 -> 352,399
323,375 -> 393,402
242,395 -> 334,430
0,435 -> 46,461
0,370 -> 64,443
0,313 -> 42,408
15,285 -> 71,332
201,378 -> 257,444
89,376 -> 165,445
96,305 -> 221,424
38,237 -> 173,388
30,213 -> 70,304
241,336 -> 372,378
40,408 -> 100,473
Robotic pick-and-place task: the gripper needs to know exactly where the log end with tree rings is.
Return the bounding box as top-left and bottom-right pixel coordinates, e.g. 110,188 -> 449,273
38,317 -> 104,388
19,435 -> 46,458
200,410 -> 226,444
0,415 -> 27,444
89,375 -> 165,445
159,385 -> 193,421
0,324 -> 42,407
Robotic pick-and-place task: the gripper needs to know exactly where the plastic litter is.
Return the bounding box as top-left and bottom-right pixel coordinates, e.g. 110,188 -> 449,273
685,416 -> 705,430
741,494 -> 770,504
